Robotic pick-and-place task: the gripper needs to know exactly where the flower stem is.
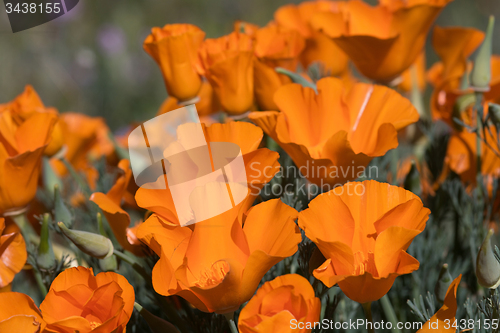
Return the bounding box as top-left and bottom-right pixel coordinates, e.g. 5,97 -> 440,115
112,250 -> 150,281
380,295 -> 401,333
362,302 -> 375,333
224,312 -> 239,333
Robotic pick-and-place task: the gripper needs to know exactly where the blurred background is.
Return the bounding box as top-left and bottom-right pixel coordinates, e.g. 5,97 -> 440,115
0,0 -> 498,130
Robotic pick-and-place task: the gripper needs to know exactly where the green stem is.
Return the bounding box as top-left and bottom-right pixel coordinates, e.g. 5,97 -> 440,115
224,313 -> 239,333
362,302 -> 375,333
380,295 -> 401,333
112,250 -> 150,281
33,268 -> 48,297
475,92 -> 485,198
11,211 -> 36,243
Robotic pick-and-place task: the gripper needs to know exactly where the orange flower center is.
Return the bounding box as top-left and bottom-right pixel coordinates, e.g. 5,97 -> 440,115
353,251 -> 378,276
90,321 -> 101,330
196,261 -> 230,288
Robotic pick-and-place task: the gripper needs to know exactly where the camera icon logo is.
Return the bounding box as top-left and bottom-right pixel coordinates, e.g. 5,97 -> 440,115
128,105 -> 249,226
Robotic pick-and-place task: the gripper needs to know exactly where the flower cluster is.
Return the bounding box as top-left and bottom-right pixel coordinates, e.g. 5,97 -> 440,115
3,0 -> 500,332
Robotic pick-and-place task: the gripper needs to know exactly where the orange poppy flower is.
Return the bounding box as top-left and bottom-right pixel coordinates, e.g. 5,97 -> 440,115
51,113 -> 114,189
0,218 -> 26,288
137,197 -> 300,314
238,274 -> 321,333
0,85 -> 63,157
427,26 -> 485,124
275,1 -> 349,77
312,0 -> 451,83
298,180 -> 430,304
0,95 -> 58,214
40,266 -> 134,332
135,121 -> 280,226
197,32 -> 254,115
234,21 -> 260,37
157,80 -> 220,117
445,129 -> 500,193
249,77 -> 419,188
0,292 -> 46,332
417,275 -> 460,333
254,24 -> 305,110
144,24 -> 205,102
90,160 -> 145,256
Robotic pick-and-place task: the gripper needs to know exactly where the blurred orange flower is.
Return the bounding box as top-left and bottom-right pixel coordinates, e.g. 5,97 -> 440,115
234,21 -> 260,37
0,89 -> 58,214
135,121 -> 280,226
445,129 -> 500,193
144,24 -> 205,101
313,0 -> 451,83
40,266 -> 134,332
0,218 -> 26,288
157,80 -> 220,117
427,26 -> 485,124
275,1 -> 349,77
0,85 -> 63,157
249,77 -> 419,188
254,24 -> 305,110
51,112 -> 114,189
417,275 -> 460,333
137,198 -> 300,314
90,159 -> 145,256
0,292 -> 46,332
197,32 -> 254,114
238,274 -> 320,333
298,180 -> 430,304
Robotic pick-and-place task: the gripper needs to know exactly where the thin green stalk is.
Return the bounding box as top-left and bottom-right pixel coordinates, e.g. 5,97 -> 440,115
33,269 -> 48,297
11,211 -> 36,243
362,302 -> 375,333
224,312 -> 239,333
380,295 -> 401,333
475,92 -> 485,199
112,250 -> 150,281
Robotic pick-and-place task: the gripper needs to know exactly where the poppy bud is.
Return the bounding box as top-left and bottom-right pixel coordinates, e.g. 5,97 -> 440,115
134,302 -> 180,333
476,229 -> 500,289
470,16 -> 495,92
54,184 -> 74,228
58,222 -> 114,259
434,263 -> 452,303
36,214 -> 56,271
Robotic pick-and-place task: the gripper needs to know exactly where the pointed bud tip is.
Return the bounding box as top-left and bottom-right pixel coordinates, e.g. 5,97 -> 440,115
476,228 -> 500,289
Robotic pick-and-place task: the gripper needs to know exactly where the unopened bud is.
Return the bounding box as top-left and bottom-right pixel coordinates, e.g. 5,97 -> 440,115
54,184 -> 73,228
134,302 -> 180,333
434,264 -> 452,303
470,16 -> 495,92
476,229 -> 500,289
36,214 -> 56,271
58,222 -> 113,259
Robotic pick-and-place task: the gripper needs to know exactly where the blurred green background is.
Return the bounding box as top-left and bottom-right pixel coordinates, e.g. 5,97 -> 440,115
0,0 -> 498,130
